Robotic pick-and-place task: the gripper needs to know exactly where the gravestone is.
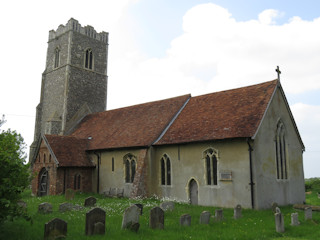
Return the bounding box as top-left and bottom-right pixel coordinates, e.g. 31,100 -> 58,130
59,203 -> 74,213
180,214 -> 191,226
160,201 -> 174,211
305,207 -> 312,220
149,207 -> 164,229
199,211 -> 210,224
44,218 -> 67,240
275,207 -> 281,214
39,202 -> 53,214
271,202 -> 278,213
135,203 -> 143,215
215,209 -> 224,221
17,200 -> 27,209
85,207 -> 106,235
234,204 -> 242,219
291,213 -> 300,226
122,205 -> 140,231
65,188 -> 75,200
275,212 -> 285,233
84,196 -> 97,207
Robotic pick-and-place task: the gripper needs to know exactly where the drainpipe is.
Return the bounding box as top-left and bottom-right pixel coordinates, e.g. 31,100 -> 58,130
94,151 -> 100,194
247,138 -> 255,209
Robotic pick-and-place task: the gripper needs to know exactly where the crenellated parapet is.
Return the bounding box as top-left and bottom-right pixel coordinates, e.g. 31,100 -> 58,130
48,18 -> 108,44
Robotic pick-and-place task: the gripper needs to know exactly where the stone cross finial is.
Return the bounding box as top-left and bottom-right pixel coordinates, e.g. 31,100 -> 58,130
275,66 -> 281,80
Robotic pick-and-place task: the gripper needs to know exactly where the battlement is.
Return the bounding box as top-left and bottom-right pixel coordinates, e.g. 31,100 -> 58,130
48,18 -> 108,44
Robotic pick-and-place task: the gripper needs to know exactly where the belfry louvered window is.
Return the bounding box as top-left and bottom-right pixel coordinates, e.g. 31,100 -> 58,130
85,49 -> 93,70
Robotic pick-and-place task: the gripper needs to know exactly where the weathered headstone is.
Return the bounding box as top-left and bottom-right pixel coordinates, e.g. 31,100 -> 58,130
271,202 -> 278,213
149,207 -> 164,229
215,209 -> 224,221
84,196 -> 97,207
38,202 -> 53,214
234,204 -> 242,219
180,214 -> 191,226
160,201 -> 174,211
17,200 -> 27,209
291,213 -> 300,226
65,188 -> 75,200
135,203 -> 143,215
275,212 -> 285,233
121,205 -> 140,231
85,207 -> 106,236
199,211 -> 210,224
59,203 -> 74,213
275,207 -> 281,214
44,218 -> 67,240
305,207 -> 312,220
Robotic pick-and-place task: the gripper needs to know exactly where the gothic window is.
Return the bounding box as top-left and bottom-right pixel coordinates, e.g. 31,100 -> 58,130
84,49 -> 93,70
275,121 -> 288,179
160,154 -> 171,185
74,173 -> 81,190
204,148 -> 218,185
54,48 -> 60,68
124,154 -> 136,183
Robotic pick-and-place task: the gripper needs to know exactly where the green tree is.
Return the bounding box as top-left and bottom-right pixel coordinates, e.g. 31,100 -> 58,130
0,129 -> 31,223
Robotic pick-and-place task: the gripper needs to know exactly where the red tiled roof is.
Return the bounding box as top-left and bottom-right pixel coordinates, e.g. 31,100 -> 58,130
71,94 -> 191,150
44,135 -> 93,167
155,80 -> 278,145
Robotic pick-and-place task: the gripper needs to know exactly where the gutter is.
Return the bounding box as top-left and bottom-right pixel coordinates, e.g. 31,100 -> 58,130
94,151 -> 101,194
247,138 -> 255,209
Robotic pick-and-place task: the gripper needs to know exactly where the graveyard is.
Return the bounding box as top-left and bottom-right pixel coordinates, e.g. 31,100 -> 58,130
0,185 -> 319,240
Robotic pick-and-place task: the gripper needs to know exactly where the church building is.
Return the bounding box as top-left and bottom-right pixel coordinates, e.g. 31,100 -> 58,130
30,19 -> 305,209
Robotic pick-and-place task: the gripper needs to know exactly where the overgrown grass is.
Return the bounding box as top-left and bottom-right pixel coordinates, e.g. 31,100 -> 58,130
1,187 -> 320,240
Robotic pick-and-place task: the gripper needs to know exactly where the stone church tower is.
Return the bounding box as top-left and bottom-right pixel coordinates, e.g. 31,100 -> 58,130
30,18 -> 108,161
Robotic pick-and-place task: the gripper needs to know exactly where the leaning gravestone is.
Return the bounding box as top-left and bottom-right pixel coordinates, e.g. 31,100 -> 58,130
59,203 -> 74,213
305,207 -> 312,220
39,202 -> 53,214
85,207 -> 106,235
291,213 -> 300,226
275,212 -> 285,233
84,196 -> 97,207
160,201 -> 175,211
135,203 -> 143,215
215,209 -> 224,221
122,204 -> 140,231
199,211 -> 210,224
44,218 -> 67,240
234,204 -> 242,219
65,188 -> 75,200
180,214 -> 191,226
149,207 -> 164,229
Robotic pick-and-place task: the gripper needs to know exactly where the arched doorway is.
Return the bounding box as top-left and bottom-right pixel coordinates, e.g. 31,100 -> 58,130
38,168 -> 49,196
189,179 -> 198,205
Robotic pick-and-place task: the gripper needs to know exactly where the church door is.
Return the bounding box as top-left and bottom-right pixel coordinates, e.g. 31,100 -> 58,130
189,179 -> 198,205
39,168 -> 49,196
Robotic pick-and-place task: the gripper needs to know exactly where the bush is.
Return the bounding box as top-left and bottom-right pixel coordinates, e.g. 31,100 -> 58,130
305,178 -> 320,192
0,129 -> 31,224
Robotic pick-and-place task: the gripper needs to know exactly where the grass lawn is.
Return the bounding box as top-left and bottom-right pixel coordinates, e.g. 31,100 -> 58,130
0,190 -> 319,240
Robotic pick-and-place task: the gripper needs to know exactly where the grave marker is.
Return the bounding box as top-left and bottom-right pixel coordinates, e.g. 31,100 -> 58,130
234,204 -> 242,219
65,188 -> 75,200
160,201 -> 174,211
215,209 -> 223,221
84,196 -> 97,207
39,202 -> 53,214
180,214 -> 191,226
85,207 -> 106,235
305,207 -> 312,220
275,212 -> 285,233
122,205 -> 140,231
149,207 -> 164,229
199,211 -> 210,224
291,213 -> 300,226
44,218 -> 67,240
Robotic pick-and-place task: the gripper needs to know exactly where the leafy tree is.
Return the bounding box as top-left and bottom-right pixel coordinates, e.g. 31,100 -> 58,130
0,129 -> 31,224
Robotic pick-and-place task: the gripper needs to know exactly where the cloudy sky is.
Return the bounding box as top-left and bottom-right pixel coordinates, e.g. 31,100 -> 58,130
0,0 -> 319,178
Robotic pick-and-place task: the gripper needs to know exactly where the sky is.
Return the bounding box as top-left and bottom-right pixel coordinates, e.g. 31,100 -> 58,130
0,0 -> 319,178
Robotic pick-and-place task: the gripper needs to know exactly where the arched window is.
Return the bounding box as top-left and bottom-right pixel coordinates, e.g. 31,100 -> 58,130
43,153 -> 46,163
84,49 -> 93,70
74,173 -> 81,190
204,148 -> 218,185
54,48 -> 60,68
124,154 -> 136,183
275,121 -> 288,179
160,154 -> 171,185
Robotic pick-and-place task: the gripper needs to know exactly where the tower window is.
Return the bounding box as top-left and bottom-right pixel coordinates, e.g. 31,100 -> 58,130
275,121 -> 288,179
160,154 -> 171,185
204,148 -> 218,185
85,49 -> 93,70
54,48 -> 60,68
124,154 -> 136,183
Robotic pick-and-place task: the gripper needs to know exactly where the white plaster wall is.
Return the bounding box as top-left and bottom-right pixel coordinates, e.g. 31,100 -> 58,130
252,86 -> 305,209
